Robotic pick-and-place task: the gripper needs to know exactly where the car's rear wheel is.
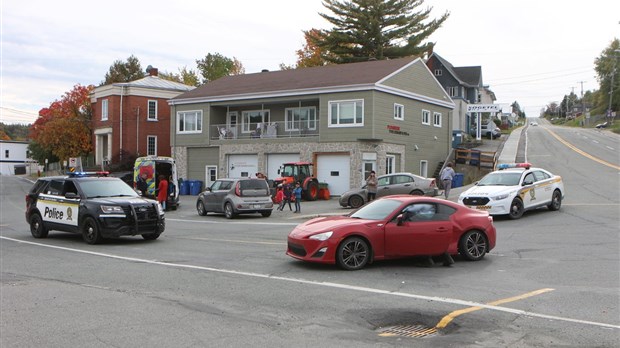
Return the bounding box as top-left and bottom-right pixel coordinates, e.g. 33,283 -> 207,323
459,230 -> 487,261
261,211 -> 272,217
196,200 -> 207,216
82,217 -> 103,244
349,195 -> 364,208
142,232 -> 161,240
29,213 -> 48,239
224,202 -> 236,219
336,237 -> 370,271
410,190 -> 424,196
509,198 -> 524,219
548,190 -> 562,211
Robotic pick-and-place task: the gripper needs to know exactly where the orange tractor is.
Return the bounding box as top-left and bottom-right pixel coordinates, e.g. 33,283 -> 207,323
274,162 -> 320,201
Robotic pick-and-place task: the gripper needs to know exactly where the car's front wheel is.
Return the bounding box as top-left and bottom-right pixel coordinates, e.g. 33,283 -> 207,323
29,213 -> 49,239
509,198 -> 524,219
548,190 -> 562,211
142,232 -> 161,240
349,195 -> 364,209
196,200 -> 207,216
336,237 -> 370,271
459,230 -> 488,261
224,202 -> 236,219
82,217 -> 103,244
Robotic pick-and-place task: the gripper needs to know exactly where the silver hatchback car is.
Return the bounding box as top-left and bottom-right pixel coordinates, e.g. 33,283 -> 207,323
339,172 -> 438,208
196,178 -> 274,219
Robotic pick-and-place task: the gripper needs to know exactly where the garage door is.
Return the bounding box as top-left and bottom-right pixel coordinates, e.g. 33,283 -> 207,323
228,154 -> 258,178
267,153 -> 300,180
317,154 -> 350,196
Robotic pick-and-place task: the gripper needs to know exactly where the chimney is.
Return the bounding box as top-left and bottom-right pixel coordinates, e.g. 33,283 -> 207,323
146,65 -> 158,76
261,69 -> 269,73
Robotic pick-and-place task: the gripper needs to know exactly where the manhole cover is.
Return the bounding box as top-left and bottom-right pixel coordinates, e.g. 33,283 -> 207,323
377,324 -> 438,338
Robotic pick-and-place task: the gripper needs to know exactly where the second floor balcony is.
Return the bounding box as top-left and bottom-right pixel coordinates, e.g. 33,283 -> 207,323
210,120 -> 320,141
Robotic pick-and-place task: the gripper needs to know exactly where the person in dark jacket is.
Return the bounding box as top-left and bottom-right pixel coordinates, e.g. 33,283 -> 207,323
278,184 -> 293,211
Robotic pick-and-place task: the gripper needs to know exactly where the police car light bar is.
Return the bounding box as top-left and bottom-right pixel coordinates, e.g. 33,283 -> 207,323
67,171 -> 110,177
497,163 -> 531,170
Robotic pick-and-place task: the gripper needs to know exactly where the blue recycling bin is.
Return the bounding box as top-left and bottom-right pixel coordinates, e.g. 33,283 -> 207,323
452,173 -> 464,188
189,180 -> 203,195
180,180 -> 190,195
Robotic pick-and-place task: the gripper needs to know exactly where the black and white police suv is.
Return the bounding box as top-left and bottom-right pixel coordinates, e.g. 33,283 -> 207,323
25,171 -> 165,244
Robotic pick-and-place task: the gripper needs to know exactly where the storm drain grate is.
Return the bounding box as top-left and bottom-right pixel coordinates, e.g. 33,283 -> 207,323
377,324 -> 438,338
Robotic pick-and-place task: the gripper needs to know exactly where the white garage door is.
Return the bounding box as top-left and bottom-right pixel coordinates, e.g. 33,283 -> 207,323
317,154 -> 350,196
267,153 -> 300,180
228,154 -> 258,178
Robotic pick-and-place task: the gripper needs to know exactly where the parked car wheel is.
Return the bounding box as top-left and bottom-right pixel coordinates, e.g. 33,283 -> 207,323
196,201 -> 207,216
29,213 -> 48,239
509,198 -> 524,220
349,195 -> 365,209
459,230 -> 487,261
261,211 -> 272,217
548,190 -> 562,211
82,217 -> 103,244
336,237 -> 370,271
409,189 -> 424,196
142,232 -> 161,240
224,202 -> 236,219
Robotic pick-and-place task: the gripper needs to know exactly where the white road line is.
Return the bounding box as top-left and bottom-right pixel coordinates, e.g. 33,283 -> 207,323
606,146 -> 615,150
1,236 -> 618,330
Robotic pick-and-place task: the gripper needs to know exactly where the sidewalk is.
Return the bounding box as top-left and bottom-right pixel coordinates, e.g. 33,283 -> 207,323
174,127 -> 524,220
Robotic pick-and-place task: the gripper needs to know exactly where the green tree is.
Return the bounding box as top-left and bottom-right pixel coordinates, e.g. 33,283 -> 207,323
27,140 -> 58,164
159,66 -> 201,87
196,53 -> 245,84
102,55 -> 146,85
593,38 -> 620,116
314,0 -> 449,63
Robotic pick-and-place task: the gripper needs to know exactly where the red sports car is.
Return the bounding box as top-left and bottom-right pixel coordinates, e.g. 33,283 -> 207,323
287,195 -> 496,270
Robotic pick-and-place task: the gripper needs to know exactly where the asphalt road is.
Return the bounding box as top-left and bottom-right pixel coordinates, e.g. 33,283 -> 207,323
1,123 -> 619,347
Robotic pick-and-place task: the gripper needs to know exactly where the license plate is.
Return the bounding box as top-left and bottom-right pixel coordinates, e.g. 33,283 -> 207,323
253,204 -> 261,209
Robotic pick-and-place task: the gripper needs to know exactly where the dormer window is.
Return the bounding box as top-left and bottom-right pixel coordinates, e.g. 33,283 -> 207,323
434,69 -> 442,76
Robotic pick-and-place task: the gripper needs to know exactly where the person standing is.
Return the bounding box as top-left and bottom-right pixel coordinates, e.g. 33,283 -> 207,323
365,170 -> 378,202
293,182 -> 303,213
137,172 -> 149,198
279,184 -> 293,211
157,174 -> 169,210
440,162 -> 456,199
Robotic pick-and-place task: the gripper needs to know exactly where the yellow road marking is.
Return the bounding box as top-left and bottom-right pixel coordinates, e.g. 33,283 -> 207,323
435,288 -> 554,329
543,128 -> 620,170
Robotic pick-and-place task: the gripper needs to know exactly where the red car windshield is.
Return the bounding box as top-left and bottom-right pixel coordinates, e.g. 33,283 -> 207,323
350,199 -> 402,220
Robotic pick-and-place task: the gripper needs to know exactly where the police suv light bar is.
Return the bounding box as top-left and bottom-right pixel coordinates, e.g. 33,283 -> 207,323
497,163 -> 531,170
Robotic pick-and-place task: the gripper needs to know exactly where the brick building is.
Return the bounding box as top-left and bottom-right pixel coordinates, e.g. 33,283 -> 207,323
90,68 -> 194,166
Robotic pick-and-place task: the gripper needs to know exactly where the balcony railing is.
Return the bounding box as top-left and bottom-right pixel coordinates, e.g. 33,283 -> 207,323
210,120 -> 319,140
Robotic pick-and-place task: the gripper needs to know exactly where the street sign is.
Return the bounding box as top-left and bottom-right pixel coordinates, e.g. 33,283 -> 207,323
467,104 -> 501,113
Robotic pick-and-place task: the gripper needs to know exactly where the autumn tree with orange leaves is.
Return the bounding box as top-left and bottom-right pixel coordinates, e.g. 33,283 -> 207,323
29,84 -> 94,163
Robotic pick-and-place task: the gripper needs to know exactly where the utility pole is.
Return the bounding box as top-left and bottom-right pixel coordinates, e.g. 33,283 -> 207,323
577,81 -> 586,126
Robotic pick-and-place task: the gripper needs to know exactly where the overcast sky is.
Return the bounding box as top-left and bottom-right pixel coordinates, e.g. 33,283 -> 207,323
1,0 -> 618,124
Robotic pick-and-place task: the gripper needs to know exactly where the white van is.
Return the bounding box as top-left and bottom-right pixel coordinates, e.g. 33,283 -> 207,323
133,156 -> 179,210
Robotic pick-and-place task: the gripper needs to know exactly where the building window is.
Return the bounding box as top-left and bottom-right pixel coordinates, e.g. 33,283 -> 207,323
5,150 -> 9,158
101,99 -> 108,121
448,86 -> 459,97
328,99 -> 364,127
147,136 -> 157,156
242,110 -> 270,133
433,112 -> 442,127
177,110 -> 202,134
434,69 -> 442,76
386,155 -> 395,174
285,107 -> 316,131
393,104 -> 404,120
422,109 -> 430,125
148,100 -> 157,120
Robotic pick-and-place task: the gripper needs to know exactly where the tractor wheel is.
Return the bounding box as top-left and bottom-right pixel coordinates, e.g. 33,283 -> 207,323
304,181 -> 319,201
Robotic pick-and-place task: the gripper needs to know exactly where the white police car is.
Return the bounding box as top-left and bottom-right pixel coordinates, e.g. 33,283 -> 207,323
25,171 -> 165,244
457,163 -> 564,219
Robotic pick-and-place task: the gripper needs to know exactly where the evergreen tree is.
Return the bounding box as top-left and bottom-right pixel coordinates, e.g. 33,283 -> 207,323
315,0 -> 449,63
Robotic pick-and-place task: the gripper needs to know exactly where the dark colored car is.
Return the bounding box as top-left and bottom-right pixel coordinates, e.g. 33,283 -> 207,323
595,122 -> 609,129
25,172 -> 165,244
196,178 -> 274,219
287,195 -> 496,270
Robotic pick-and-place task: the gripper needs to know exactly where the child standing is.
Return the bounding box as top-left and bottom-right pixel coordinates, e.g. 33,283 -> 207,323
293,182 -> 303,213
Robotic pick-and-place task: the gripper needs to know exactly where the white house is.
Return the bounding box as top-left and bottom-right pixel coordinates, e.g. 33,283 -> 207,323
0,140 -> 33,175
